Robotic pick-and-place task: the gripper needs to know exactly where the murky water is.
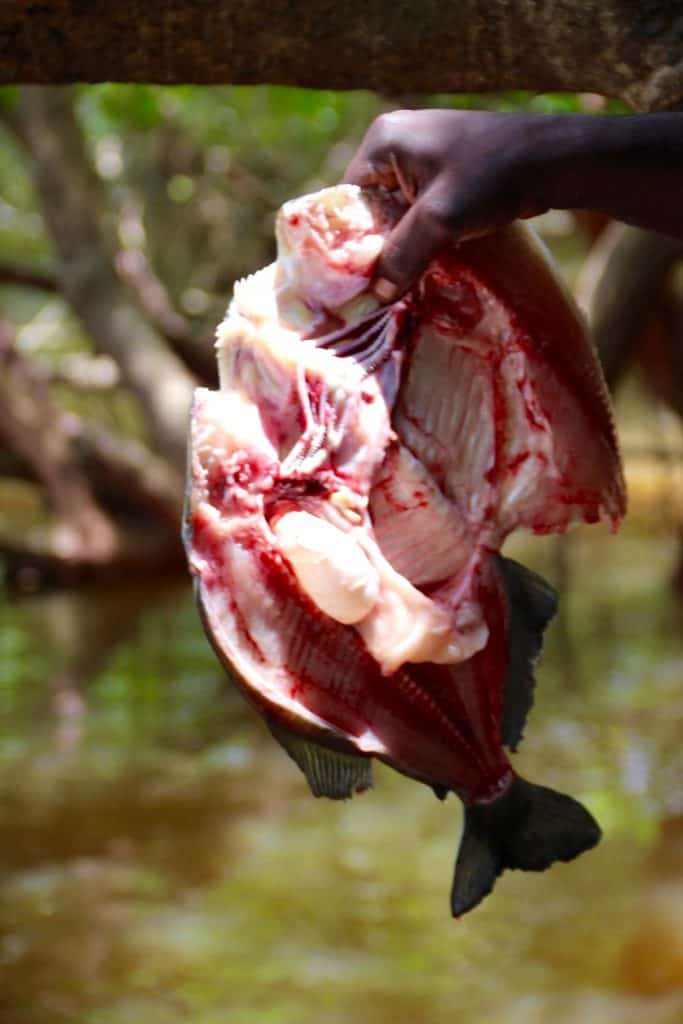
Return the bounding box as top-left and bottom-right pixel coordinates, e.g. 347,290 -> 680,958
1,524 -> 683,1024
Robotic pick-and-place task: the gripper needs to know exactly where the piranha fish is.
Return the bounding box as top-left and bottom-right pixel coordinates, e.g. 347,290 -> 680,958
184,185 -> 626,916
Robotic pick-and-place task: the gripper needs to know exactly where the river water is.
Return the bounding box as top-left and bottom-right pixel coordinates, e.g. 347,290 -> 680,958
1,523 -> 683,1023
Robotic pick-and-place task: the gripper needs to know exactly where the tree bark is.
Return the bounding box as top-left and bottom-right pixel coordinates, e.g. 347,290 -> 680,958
0,3 -> 682,110
5,87 -> 196,471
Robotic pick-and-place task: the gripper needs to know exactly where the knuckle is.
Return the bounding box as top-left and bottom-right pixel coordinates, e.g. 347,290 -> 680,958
366,110 -> 413,152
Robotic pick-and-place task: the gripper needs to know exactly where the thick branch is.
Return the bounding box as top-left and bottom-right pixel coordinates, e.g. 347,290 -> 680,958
0,318 -> 119,564
73,420 -> 184,526
0,255 -> 217,385
0,3 -> 682,110
636,286 -> 683,422
115,249 -> 217,387
0,263 -> 58,291
0,326 -> 184,583
7,87 -> 196,471
576,225 -> 683,390
0,525 -> 185,590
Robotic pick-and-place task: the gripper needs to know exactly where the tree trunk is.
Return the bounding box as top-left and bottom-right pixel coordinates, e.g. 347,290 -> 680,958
5,87 -> 196,471
0,2 -> 682,110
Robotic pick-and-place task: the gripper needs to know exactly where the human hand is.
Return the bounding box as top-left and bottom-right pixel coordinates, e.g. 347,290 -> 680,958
344,109 -> 548,301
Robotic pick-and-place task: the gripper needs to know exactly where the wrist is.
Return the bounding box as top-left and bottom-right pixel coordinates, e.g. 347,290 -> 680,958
516,113 -> 608,211
519,112 -> 683,216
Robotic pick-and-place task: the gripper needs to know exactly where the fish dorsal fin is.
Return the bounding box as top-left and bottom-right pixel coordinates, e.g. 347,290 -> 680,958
266,719 -> 373,800
497,555 -> 558,751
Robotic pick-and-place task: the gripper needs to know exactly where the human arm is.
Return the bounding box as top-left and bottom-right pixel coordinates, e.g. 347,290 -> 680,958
343,110 -> 683,301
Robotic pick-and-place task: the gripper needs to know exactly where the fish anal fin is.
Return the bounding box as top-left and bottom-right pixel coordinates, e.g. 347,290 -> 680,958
450,775 -> 601,918
497,555 -> 558,751
267,719 -> 373,800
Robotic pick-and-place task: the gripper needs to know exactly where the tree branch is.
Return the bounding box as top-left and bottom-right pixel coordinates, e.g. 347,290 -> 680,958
0,317 -> 120,564
0,254 -> 218,386
73,419 -> 184,526
576,225 -> 683,390
0,525 -> 185,590
0,3 -> 681,110
636,285 -> 683,423
0,263 -> 58,291
0,321 -> 185,584
7,86 -> 196,471
115,248 -> 217,387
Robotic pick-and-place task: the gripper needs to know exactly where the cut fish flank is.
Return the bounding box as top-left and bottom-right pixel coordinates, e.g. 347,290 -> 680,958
184,184 -> 625,916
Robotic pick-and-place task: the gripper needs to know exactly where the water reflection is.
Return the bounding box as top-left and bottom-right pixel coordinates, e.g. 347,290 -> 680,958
1,524 -> 682,1023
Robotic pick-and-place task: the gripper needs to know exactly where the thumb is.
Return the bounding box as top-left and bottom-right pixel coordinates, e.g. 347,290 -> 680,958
372,192 -> 455,302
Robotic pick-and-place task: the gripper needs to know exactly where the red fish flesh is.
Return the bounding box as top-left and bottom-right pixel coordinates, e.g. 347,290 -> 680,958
184,185 -> 626,915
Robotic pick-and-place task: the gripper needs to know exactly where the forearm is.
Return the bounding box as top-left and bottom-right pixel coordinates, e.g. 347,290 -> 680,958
344,108 -> 683,297
525,113 -> 683,237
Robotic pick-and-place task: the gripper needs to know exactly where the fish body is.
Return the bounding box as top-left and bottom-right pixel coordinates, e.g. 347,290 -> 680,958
184,185 -> 625,915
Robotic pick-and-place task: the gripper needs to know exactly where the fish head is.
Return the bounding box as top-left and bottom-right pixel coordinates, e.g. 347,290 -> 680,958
275,184 -> 396,313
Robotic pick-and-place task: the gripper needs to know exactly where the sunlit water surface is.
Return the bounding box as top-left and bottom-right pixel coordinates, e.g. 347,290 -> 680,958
1,525 -> 683,1024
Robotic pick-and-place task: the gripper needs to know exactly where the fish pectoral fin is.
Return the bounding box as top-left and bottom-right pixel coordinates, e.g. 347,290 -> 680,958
497,556 -> 558,751
266,719 -> 373,800
450,776 -> 601,918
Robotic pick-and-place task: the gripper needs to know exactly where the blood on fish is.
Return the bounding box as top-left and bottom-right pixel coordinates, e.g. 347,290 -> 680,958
207,462 -> 230,507
185,184 -> 625,917
506,451 -> 533,474
421,271 -> 484,336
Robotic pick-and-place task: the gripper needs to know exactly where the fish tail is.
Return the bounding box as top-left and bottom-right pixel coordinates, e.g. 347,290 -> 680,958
450,775 -> 601,917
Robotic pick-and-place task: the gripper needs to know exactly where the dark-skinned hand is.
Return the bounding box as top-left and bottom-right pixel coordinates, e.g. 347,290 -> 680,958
344,108 -> 683,302
343,110 -> 549,301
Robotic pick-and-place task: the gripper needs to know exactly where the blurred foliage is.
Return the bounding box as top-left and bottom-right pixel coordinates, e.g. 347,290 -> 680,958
0,83 -> 627,343
0,83 -> 628,525
75,85 -> 389,312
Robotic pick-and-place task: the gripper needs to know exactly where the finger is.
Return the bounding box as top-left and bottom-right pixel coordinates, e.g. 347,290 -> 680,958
342,153 -> 395,188
389,152 -> 417,204
342,153 -> 373,185
372,194 -> 455,301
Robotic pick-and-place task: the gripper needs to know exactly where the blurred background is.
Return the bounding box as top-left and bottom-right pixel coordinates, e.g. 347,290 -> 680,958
1,85 -> 683,1023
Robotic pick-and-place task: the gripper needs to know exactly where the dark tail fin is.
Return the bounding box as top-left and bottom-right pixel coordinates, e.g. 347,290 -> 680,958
450,775 -> 601,917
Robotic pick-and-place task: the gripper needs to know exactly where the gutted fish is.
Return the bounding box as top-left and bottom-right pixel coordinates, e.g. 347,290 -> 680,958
184,185 -> 625,916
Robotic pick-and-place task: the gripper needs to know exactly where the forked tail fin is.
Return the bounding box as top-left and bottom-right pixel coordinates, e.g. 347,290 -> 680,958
450,775 -> 601,917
